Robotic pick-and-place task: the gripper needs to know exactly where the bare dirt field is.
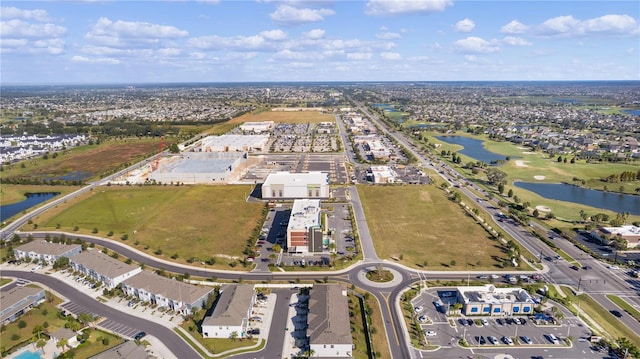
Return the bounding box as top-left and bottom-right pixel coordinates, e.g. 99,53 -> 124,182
230,109 -> 334,124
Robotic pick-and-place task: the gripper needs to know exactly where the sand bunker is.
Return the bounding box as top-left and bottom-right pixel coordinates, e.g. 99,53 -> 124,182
515,160 -> 528,167
536,205 -> 551,212
534,175 -> 546,180
522,151 -> 537,154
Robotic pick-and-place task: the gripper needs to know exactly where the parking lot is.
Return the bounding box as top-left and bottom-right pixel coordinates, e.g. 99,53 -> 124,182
242,153 -> 348,185
411,288 -> 598,355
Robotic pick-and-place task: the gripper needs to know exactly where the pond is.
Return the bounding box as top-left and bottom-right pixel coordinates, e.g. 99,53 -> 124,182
514,182 -> 640,215
1,192 -> 60,222
436,136 -> 508,164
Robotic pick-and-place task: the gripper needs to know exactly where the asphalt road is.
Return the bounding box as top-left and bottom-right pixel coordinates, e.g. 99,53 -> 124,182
1,270 -> 201,358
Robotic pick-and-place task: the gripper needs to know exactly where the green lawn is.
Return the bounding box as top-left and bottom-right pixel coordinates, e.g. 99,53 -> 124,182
67,329 -> 123,358
30,185 -> 264,268
358,185 -> 529,270
178,323 -> 258,354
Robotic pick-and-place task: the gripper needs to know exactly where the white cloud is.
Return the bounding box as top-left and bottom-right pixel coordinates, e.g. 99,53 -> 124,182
157,48 -> 182,57
365,0 -> 452,16
347,52 -> 373,60
580,14 -> 639,35
272,49 -> 312,60
1,19 -> 66,38
188,34 -> 271,51
380,51 -> 401,60
538,15 -> 581,36
1,7 -> 50,21
269,5 -> 335,25
260,29 -> 287,41
502,36 -> 531,46
304,29 -> 325,39
87,17 -> 188,41
501,20 -> 528,34
455,18 -> 475,33
453,36 -> 500,54
376,31 -> 401,39
71,55 -> 120,64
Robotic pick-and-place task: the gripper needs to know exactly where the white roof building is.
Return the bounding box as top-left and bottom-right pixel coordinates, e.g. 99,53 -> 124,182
262,171 -> 329,199
456,284 -> 535,316
239,121 -> 274,133
200,135 -> 269,153
370,166 -> 397,184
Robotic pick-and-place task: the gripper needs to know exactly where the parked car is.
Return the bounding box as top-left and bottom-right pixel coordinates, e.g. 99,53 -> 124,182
520,336 -> 532,344
481,318 -> 489,326
414,306 -> 424,313
425,330 -> 437,337
134,332 -> 146,340
502,336 -> 514,345
488,336 -> 498,345
546,333 -> 560,344
418,315 -> 428,323
478,336 -> 486,345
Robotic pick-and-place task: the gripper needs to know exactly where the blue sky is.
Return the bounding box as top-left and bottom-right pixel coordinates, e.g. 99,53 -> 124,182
1,0 -> 639,83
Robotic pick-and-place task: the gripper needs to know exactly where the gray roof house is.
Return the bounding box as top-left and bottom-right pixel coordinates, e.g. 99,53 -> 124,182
1,285 -> 46,323
308,285 -> 353,358
201,285 -> 255,338
89,340 -> 155,359
69,250 -> 141,289
13,240 -> 82,265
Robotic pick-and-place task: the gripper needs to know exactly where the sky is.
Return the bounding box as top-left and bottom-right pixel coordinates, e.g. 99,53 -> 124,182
1,0 -> 639,83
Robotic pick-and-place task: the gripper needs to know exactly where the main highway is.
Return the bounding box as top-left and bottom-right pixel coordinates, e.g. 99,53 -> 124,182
3,98 -> 639,358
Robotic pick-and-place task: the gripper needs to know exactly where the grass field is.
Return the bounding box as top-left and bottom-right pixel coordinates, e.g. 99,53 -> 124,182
230,108 -> 334,124
30,185 -> 263,266
0,137 -> 164,183
70,329 -> 124,358
358,185 -> 527,270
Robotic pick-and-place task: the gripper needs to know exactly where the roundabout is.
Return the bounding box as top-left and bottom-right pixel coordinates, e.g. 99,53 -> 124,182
356,265 -> 405,288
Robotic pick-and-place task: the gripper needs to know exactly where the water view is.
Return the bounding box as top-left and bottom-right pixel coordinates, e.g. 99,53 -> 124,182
514,182 -> 640,215
1,192 -> 60,222
436,136 -> 507,164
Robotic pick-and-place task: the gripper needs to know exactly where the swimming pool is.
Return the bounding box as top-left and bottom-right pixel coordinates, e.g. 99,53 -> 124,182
14,350 -> 43,359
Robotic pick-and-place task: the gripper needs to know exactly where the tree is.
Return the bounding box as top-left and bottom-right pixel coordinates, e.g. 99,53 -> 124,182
507,189 -> 513,198
77,313 -> 95,327
486,168 -> 507,185
533,209 -> 540,218
229,331 -> 238,341
32,324 -> 44,339
57,337 -> 68,352
36,339 -> 47,354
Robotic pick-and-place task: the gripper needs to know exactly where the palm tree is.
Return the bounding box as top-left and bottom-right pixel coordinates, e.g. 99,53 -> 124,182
36,338 -> 47,355
229,331 -> 238,342
32,324 -> 44,340
57,337 -> 68,352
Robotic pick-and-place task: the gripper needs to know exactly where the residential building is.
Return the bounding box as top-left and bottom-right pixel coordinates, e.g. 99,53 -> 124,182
262,172 -> 329,199
456,285 -> 535,316
50,327 -> 79,349
89,340 -> 155,359
287,199 -> 323,253
13,240 -> 82,265
591,225 -> 640,249
308,285 -> 353,357
201,285 -> 256,339
1,285 -> 45,323
69,250 -> 142,289
121,271 -> 214,315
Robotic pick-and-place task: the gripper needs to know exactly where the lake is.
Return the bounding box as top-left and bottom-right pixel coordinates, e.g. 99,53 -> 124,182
1,192 -> 60,222
623,109 -> 640,116
514,182 -> 640,215
436,136 -> 507,164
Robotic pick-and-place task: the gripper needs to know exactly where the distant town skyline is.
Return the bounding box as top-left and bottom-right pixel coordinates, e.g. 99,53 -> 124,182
1,1 -> 639,84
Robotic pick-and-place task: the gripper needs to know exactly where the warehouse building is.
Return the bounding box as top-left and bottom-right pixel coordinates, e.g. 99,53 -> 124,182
262,172 -> 329,199
239,121 -> 274,133
148,151 -> 246,184
200,135 -> 269,153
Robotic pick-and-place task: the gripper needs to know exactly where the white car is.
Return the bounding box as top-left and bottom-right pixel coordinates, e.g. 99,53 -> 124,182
414,306 -> 424,313
608,265 -> 620,270
488,336 -> 498,345
418,315 -> 428,323
481,318 -> 489,326
425,330 -> 437,337
546,333 -> 560,344
502,336 -> 514,345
